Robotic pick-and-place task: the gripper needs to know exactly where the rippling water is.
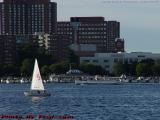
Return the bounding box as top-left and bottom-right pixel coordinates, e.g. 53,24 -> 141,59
0,83 -> 160,120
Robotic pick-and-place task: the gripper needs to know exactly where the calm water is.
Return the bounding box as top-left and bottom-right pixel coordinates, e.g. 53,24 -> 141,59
0,83 -> 160,120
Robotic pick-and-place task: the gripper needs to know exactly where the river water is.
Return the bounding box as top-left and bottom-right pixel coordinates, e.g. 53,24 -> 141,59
0,83 -> 160,120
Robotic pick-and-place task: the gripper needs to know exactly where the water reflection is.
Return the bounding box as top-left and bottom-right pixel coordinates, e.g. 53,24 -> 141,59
31,97 -> 44,102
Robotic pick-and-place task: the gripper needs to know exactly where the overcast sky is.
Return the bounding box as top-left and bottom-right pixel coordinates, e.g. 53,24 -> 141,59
54,0 -> 160,53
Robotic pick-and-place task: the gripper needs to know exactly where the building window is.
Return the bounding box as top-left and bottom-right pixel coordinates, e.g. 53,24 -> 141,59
83,60 -> 90,63
104,60 -> 109,62
114,58 -> 118,63
93,60 -> 98,63
105,65 -> 109,68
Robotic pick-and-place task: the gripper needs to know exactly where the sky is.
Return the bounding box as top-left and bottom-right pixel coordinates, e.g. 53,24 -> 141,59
54,0 -> 160,53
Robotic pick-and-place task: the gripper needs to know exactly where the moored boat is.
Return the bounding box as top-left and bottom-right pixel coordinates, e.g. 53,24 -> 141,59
75,79 -> 121,85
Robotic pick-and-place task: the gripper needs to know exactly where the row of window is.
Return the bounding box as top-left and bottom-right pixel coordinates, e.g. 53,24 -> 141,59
57,27 -> 107,30
57,26 -> 107,31
78,32 -> 106,35
83,58 -> 139,64
83,59 -> 109,63
57,23 -> 109,27
78,36 -> 106,39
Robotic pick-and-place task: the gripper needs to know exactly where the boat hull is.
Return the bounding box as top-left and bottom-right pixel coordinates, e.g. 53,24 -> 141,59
75,80 -> 121,85
24,90 -> 51,97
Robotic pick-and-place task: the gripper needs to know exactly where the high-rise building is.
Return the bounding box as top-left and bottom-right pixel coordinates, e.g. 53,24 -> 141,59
57,17 -> 120,53
0,0 -> 57,34
0,35 -> 16,65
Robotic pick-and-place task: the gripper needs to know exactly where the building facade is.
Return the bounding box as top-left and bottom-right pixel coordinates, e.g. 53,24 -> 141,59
50,34 -> 71,61
0,34 -> 41,65
0,0 -> 57,34
0,35 -> 16,65
57,17 -> 121,53
115,38 -> 125,52
80,52 -> 160,74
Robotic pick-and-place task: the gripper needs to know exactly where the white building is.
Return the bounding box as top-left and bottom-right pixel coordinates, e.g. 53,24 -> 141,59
80,52 -> 160,74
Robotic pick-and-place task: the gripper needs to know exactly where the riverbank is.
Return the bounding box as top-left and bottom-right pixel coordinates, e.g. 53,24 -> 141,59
1,75 -> 160,84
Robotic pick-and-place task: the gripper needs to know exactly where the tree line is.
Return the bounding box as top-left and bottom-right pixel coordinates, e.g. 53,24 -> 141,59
114,59 -> 160,76
0,42 -> 106,77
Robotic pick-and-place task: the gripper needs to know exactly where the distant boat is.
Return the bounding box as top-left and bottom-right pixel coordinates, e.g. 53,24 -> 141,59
75,79 -> 121,85
24,59 -> 51,97
6,79 -> 10,84
20,78 -> 24,83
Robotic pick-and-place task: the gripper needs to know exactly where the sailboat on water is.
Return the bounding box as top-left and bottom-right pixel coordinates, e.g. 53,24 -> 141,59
24,59 -> 51,96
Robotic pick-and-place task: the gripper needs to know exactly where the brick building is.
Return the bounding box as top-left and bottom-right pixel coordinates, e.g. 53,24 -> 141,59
0,35 -> 16,65
0,0 -> 57,34
57,17 -> 121,53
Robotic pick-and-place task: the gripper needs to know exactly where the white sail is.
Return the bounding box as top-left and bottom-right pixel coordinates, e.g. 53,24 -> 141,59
31,59 -> 44,90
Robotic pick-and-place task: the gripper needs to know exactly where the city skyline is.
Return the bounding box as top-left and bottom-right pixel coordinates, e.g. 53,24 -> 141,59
54,0 -> 160,53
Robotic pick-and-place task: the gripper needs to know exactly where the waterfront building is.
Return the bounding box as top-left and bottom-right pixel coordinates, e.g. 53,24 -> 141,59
57,17 -> 121,53
0,0 -> 57,34
80,52 -> 160,74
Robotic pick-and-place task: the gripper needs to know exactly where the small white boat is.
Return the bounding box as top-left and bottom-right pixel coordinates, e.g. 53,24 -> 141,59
20,78 -> 24,83
24,59 -> 51,97
6,79 -> 10,84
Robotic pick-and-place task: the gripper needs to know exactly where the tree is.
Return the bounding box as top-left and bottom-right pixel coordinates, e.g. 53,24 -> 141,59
21,59 -> 33,76
128,61 -> 137,76
136,63 -> 151,76
138,59 -> 155,76
151,59 -> 160,76
49,61 -> 69,74
41,65 -> 50,76
0,64 -> 3,77
17,41 -> 54,68
80,63 -> 106,75
3,64 -> 18,76
68,49 -> 79,64
113,62 -> 125,76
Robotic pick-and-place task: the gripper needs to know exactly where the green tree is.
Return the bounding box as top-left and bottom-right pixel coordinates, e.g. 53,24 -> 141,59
113,62 -> 125,75
136,63 -> 151,76
68,49 -> 79,64
21,59 -> 33,76
138,59 -> 155,76
49,61 -> 69,74
41,65 -> 50,76
3,64 -> 18,76
152,59 -> 160,76
17,41 -> 54,68
0,64 -> 3,77
114,61 -> 138,76
128,61 -> 137,76
80,63 -> 106,75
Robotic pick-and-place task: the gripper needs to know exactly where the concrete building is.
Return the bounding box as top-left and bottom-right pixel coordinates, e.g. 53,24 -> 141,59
57,17 -> 121,53
0,0 -> 57,34
80,52 -> 160,74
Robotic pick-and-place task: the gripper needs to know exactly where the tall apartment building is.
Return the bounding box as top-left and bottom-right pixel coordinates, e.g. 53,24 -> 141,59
57,17 -> 121,53
0,34 -> 42,65
0,0 -> 57,34
0,35 -> 16,65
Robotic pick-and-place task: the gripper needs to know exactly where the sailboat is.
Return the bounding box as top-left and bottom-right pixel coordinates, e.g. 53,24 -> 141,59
24,59 -> 51,96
